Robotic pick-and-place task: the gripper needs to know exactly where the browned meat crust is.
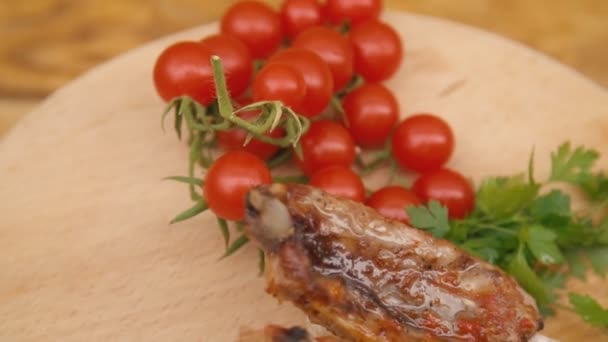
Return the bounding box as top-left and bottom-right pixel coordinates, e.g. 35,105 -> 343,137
245,184 -> 542,342
264,325 -> 312,342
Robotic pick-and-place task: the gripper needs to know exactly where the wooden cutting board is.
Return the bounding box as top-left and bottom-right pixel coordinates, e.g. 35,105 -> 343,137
1,12 -> 607,341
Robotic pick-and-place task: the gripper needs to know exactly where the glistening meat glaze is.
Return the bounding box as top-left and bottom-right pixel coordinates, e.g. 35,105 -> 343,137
245,184 -> 543,342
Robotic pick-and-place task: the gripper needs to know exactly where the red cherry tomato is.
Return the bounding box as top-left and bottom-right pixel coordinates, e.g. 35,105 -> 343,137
269,48 -> 333,117
412,168 -> 475,219
253,63 -> 307,109
292,26 -> 354,91
200,34 -> 253,98
280,0 -> 323,39
343,83 -> 399,147
220,1 -> 283,58
153,41 -> 215,105
350,20 -> 403,82
204,151 -> 272,220
310,166 -> 365,202
324,0 -> 381,25
216,103 -> 284,160
295,120 -> 356,176
366,186 -> 421,225
391,113 -> 454,173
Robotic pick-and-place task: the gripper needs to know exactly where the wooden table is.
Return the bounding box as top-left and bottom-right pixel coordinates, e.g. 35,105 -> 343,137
1,0 -> 607,136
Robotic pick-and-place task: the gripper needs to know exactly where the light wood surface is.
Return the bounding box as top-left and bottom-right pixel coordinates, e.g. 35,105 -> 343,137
1,0 -> 608,136
1,12 -> 607,342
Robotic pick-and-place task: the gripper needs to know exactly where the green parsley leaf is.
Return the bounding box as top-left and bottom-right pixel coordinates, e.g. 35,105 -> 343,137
461,235 -> 518,257
464,245 -> 500,264
541,271 -> 566,290
598,218 -> 608,244
406,200 -> 450,238
506,244 -> 551,305
540,306 -> 556,317
549,142 -> 599,184
578,172 -> 608,202
565,251 -> 587,280
529,190 -> 571,221
568,293 -> 608,327
547,142 -> 608,203
586,246 -> 608,277
554,218 -> 601,247
526,225 -> 564,264
477,175 -> 539,219
539,271 -> 566,305
445,220 -> 469,243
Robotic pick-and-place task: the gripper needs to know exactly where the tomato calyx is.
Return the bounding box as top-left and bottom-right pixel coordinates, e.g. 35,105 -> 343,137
161,56 -> 312,197
162,56 -> 310,149
160,56 -> 313,263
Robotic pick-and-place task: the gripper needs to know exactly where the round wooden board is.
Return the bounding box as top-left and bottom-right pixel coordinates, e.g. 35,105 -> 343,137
1,12 -> 608,341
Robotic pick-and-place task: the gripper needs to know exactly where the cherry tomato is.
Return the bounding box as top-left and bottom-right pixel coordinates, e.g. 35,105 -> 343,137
412,168 -> 475,219
324,0 -> 381,25
153,41 -> 215,105
269,48 -> 333,117
200,34 -> 253,98
220,1 -> 283,58
204,150 -> 272,220
216,103 -> 284,160
350,20 -> 403,82
280,0 -> 323,39
295,120 -> 356,176
253,63 -> 307,109
292,26 -> 354,91
309,166 -> 365,202
366,186 -> 421,225
343,83 -> 399,147
391,114 -> 454,173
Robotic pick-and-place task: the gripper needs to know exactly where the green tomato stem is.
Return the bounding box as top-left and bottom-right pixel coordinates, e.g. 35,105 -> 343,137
266,149 -> 293,168
273,175 -> 308,184
210,56 -> 235,121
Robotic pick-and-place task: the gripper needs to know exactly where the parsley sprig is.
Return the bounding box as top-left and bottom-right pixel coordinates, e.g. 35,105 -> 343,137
407,142 -> 608,328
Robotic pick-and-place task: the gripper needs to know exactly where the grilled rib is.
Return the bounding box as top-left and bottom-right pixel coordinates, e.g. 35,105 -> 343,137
244,184 -> 543,342
259,325 -> 339,342
264,325 -> 312,342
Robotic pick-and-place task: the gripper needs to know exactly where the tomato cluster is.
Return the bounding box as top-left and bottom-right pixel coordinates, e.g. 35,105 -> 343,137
154,0 -> 475,225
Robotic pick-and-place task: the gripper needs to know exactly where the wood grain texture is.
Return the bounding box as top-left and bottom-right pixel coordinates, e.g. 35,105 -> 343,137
1,0 -> 607,135
1,11 -> 608,342
2,0 -> 608,99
